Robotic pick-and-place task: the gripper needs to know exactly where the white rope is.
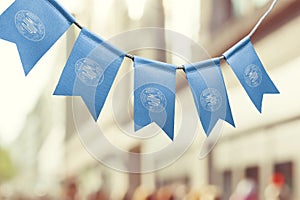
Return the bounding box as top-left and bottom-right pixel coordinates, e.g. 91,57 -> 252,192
248,0 -> 279,37
120,0 -> 280,66
218,0 -> 279,61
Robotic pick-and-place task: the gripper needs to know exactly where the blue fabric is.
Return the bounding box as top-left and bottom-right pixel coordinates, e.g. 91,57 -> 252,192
134,56 -> 176,140
54,28 -> 125,120
184,58 -> 235,136
0,0 -> 75,75
223,36 -> 279,112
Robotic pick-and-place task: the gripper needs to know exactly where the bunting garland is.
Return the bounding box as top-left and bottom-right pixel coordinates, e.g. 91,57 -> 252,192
184,59 -> 235,136
0,0 -> 75,75
134,57 -> 177,140
223,36 -> 279,112
0,0 -> 280,140
54,28 -> 125,120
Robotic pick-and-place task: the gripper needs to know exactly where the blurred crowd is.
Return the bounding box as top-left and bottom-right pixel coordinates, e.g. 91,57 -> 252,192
0,182 -> 221,200
0,173 -> 292,200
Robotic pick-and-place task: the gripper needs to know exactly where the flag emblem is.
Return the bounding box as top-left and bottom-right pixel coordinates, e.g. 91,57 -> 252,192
244,64 -> 263,88
14,10 -> 45,41
140,86 -> 167,113
75,58 -> 104,87
200,88 -> 223,112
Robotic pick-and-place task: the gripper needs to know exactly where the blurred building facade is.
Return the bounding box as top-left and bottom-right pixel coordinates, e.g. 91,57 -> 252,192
1,0 -> 300,199
200,0 -> 300,199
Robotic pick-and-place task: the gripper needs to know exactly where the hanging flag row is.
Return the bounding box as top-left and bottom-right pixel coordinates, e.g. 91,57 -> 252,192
0,0 -> 279,140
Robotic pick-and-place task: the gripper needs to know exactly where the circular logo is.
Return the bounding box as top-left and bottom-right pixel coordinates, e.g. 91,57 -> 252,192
200,88 -> 222,112
140,87 -> 167,113
75,58 -> 104,87
244,64 -> 263,87
15,10 -> 45,41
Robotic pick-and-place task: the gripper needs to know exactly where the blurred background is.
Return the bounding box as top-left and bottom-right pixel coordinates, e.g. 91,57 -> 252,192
0,0 -> 300,199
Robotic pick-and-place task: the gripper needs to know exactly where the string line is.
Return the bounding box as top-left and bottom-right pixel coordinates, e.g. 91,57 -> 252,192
72,0 -> 279,70
248,0 -> 279,37
216,0 -> 278,63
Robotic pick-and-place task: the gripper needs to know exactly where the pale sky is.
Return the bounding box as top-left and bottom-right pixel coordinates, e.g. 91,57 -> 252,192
0,0 -> 58,146
0,0 -> 106,146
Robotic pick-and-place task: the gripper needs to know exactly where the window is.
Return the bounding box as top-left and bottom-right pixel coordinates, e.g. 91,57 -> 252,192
245,166 -> 259,200
274,162 -> 293,189
231,0 -> 270,17
245,166 -> 259,184
222,170 -> 232,200
210,0 -> 233,33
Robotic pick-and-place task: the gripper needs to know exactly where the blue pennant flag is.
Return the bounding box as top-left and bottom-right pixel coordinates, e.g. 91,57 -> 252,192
184,58 -> 235,136
0,0 -> 75,75
54,28 -> 125,120
223,36 -> 279,112
134,57 -> 176,140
